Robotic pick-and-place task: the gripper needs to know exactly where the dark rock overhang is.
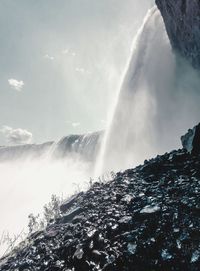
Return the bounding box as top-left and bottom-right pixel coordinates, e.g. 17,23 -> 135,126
156,0 -> 200,69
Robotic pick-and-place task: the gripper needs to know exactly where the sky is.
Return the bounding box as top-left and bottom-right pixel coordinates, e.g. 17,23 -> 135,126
0,0 -> 153,145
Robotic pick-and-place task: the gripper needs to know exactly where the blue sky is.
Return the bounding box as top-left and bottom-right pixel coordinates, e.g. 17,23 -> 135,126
0,0 -> 152,145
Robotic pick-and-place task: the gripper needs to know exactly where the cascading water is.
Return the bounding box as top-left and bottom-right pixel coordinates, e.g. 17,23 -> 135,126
50,131 -> 102,162
94,7 -> 157,177
95,6 -> 200,175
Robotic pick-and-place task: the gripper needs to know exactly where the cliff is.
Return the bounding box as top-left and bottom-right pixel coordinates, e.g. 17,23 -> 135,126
0,131 -> 102,162
156,0 -> 200,68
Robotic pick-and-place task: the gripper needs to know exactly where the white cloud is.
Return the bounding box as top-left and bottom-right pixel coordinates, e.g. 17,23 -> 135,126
61,49 -> 76,57
75,68 -> 85,73
75,67 -> 91,74
0,126 -> 33,145
44,54 -> 54,60
72,122 -> 80,128
62,49 -> 69,55
65,121 -> 81,128
8,79 -> 24,91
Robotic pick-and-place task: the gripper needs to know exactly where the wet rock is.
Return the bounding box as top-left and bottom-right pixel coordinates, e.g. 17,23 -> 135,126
156,0 -> 200,69
181,123 -> 200,155
121,195 -> 134,204
61,207 -> 83,223
161,249 -> 173,261
140,205 -> 161,215
74,244 -> 84,260
118,216 -> 132,225
127,243 -> 137,255
60,192 -> 83,213
191,250 -> 200,263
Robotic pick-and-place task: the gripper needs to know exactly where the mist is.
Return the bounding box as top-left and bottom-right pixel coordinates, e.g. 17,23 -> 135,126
0,155 -> 91,256
96,7 -> 200,174
0,0 -> 152,144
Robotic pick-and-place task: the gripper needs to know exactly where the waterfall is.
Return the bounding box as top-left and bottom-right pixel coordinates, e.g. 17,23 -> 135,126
50,131 -> 102,163
95,6 -> 200,175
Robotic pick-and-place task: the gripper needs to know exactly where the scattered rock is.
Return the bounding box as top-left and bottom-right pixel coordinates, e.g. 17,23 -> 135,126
61,207 -> 83,223
60,192 -> 83,213
140,205 -> 161,214
127,243 -> 137,255
1,138 -> 200,270
161,249 -> 173,261
74,245 -> 84,260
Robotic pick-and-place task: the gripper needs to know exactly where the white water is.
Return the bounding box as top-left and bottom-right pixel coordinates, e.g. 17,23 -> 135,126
96,7 -> 200,174
94,7 -> 157,176
50,131 -> 102,161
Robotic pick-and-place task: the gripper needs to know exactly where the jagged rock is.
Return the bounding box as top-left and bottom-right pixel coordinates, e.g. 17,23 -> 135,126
127,243 -> 137,255
1,147 -> 200,270
140,205 -> 161,214
181,123 -> 200,154
61,207 -> 83,223
156,0 -> 200,69
60,192 -> 83,213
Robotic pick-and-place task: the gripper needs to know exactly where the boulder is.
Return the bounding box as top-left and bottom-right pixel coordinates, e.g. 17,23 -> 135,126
60,192 -> 83,213
181,123 -> 200,154
61,207 -> 83,223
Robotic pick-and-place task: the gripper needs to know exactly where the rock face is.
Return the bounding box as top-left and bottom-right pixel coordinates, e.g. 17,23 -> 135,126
1,147 -> 200,270
181,123 -> 200,154
156,0 -> 200,69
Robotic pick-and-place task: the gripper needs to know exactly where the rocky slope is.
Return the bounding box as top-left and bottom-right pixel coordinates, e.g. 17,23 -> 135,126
0,143 -> 200,270
156,0 -> 200,68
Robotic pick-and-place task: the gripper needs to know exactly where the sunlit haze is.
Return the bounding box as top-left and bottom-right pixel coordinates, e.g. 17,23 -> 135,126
0,0 -> 152,145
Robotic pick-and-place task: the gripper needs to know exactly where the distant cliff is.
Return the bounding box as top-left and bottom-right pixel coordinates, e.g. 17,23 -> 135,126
0,142 -> 53,161
156,0 -> 200,69
0,131 -> 102,162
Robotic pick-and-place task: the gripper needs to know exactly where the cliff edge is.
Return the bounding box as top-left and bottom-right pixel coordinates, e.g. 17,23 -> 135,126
156,0 -> 200,69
